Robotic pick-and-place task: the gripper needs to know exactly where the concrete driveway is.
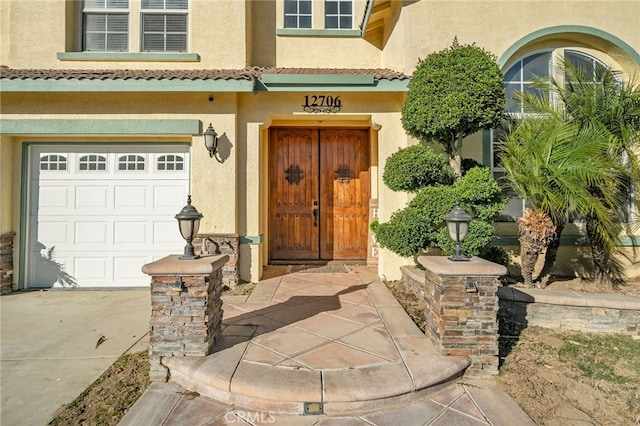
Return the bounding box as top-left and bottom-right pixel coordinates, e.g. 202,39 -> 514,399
0,289 -> 150,426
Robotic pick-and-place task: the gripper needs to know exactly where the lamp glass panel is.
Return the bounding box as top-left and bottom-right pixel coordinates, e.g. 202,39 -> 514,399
178,219 -> 193,240
458,221 -> 469,241
204,133 -> 216,149
447,221 -> 459,242
192,219 -> 200,237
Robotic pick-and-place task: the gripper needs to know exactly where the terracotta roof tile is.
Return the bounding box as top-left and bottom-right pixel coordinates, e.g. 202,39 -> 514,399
0,66 -> 409,81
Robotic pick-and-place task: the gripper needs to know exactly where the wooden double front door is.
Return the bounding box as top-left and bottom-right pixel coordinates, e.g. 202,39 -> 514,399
269,128 -> 370,261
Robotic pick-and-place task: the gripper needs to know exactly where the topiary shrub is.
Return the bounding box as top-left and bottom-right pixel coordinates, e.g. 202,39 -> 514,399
382,144 -> 454,192
376,167 -> 505,257
375,208 -> 432,257
401,39 -> 505,178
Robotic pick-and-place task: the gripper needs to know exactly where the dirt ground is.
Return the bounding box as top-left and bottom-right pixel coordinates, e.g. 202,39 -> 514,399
49,351 -> 150,426
387,277 -> 640,426
50,277 -> 640,425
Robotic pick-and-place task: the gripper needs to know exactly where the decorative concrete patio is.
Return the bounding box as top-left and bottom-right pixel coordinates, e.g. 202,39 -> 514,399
120,266 -> 534,424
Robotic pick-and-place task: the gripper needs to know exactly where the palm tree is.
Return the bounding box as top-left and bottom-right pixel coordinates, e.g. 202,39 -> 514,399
499,96 -> 625,287
552,63 -> 640,287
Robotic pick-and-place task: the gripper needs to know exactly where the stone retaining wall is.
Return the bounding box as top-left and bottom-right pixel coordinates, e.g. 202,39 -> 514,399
403,256 -> 506,376
1,232 -> 15,295
498,287 -> 640,338
194,233 -> 239,289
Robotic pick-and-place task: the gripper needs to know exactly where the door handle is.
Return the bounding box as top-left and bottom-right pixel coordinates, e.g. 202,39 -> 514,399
312,208 -> 318,227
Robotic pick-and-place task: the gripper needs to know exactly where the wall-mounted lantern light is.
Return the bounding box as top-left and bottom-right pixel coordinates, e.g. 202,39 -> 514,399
175,195 -> 203,260
204,123 -> 219,159
445,201 -> 472,261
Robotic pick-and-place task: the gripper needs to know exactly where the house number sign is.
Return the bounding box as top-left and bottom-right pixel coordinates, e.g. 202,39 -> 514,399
302,95 -> 342,113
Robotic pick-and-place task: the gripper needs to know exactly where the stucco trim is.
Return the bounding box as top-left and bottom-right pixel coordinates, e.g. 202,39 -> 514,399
240,235 -> 264,245
0,79 -> 254,93
498,25 -> 640,68
256,76 -> 408,92
276,29 -> 362,37
0,119 -> 201,135
57,52 -> 201,62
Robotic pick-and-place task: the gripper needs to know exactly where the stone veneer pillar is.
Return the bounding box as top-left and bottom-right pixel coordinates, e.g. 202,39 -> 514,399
1,232 -> 16,295
142,254 -> 229,382
418,256 -> 506,375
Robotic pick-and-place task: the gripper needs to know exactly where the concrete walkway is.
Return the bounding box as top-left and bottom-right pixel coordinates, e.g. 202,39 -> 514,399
121,267 -> 534,425
0,289 -> 150,426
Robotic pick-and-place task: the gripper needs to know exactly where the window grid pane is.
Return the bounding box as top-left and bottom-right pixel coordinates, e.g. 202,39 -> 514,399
78,154 -> 107,172
83,13 -> 128,51
284,0 -> 312,29
40,155 -> 68,171
157,155 -> 184,171
325,0 -> 352,29
142,14 -> 187,51
118,154 -> 146,171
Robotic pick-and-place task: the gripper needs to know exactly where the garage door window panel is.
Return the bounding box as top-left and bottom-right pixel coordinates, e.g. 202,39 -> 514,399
118,154 -> 146,171
40,154 -> 68,171
157,154 -> 184,171
79,154 -> 108,172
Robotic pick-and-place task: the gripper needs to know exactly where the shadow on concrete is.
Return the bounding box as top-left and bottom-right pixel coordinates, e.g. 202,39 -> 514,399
217,283 -> 369,350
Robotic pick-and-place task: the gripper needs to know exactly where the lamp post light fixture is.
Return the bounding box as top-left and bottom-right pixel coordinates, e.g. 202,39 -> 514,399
204,123 -> 219,159
445,201 -> 472,261
175,195 -> 203,260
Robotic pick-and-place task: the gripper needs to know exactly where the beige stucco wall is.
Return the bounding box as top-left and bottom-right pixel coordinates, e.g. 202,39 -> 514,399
383,1 -> 639,76
2,0 -> 640,287
1,0 -> 249,69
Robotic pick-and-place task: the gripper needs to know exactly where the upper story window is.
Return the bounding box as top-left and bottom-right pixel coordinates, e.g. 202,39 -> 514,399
325,0 -> 352,29
284,0 -> 312,28
141,0 -> 189,52
83,0 -> 129,51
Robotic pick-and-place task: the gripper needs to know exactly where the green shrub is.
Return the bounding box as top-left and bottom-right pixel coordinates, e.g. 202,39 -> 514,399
382,144 -> 454,192
436,220 -> 495,257
376,167 -> 505,257
401,39 -> 505,177
453,167 -> 505,221
375,208 -> 431,257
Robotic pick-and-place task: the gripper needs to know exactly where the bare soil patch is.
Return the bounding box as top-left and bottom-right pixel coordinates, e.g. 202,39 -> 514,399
495,326 -> 640,425
386,279 -> 640,425
49,351 -> 150,426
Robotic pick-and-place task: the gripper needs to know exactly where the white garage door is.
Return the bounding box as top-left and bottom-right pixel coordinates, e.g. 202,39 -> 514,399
27,145 -> 190,288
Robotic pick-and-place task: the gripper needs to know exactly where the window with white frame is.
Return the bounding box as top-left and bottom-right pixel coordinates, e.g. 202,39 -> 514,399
492,49 -> 624,222
141,0 -> 188,52
284,0 -> 312,28
83,0 -> 129,51
325,0 -> 353,29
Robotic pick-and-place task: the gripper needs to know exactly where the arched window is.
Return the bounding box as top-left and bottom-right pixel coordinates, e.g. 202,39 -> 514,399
492,49 -> 616,221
